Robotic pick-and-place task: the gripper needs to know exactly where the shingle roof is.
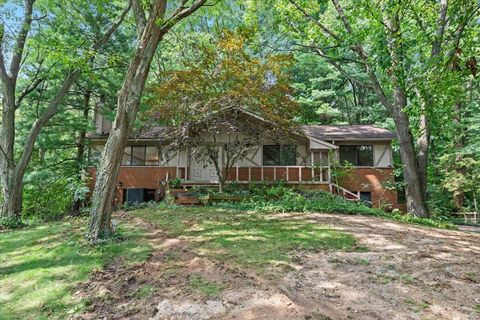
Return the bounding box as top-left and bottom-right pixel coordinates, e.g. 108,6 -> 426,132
86,126 -> 169,140
302,125 -> 396,140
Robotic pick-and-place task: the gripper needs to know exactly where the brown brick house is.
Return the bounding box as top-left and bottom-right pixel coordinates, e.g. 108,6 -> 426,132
87,109 -> 401,210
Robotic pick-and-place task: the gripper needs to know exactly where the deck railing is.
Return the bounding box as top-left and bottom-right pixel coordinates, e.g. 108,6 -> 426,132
224,165 -> 331,183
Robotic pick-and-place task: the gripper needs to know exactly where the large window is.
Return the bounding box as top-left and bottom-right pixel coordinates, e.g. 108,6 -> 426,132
122,146 -> 159,166
339,145 -> 373,166
263,145 -> 296,166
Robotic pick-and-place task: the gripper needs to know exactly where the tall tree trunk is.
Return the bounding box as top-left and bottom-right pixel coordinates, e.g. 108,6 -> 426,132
417,108 -> 429,200
0,170 -> 23,222
0,84 -> 20,222
392,104 -> 429,218
71,91 -> 91,214
381,9 -> 429,217
87,0 -> 207,241
452,101 -> 465,210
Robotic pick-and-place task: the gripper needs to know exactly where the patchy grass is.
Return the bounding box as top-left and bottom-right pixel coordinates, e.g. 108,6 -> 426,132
189,275 -> 224,298
0,217 -> 151,320
134,284 -> 157,299
131,206 -> 356,275
404,298 -> 430,313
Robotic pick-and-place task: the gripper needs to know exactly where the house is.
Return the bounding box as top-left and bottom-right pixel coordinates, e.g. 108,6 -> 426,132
87,108 -> 402,210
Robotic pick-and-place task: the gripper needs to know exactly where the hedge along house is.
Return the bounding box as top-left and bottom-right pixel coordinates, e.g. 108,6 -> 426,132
87,108 -> 401,209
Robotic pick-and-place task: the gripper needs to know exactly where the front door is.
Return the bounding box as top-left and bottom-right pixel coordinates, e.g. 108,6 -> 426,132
189,149 -> 219,182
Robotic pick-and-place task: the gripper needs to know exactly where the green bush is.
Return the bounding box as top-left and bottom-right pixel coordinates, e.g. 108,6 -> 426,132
23,170 -> 79,221
214,186 -> 455,229
0,215 -> 25,229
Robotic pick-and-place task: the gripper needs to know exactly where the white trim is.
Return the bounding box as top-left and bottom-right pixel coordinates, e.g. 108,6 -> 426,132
307,135 -> 338,149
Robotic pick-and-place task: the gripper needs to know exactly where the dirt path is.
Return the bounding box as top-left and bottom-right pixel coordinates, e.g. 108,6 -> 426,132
73,212 -> 480,320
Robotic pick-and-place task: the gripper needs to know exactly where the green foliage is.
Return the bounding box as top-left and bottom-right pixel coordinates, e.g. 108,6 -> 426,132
214,186 -> 455,229
0,215 -> 25,229
0,216 -> 151,319
168,177 -> 183,189
22,171 -> 90,221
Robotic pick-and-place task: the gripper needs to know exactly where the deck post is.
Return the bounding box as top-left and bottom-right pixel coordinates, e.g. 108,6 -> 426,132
236,165 -> 239,182
327,151 -> 331,182
176,149 -> 180,178
248,167 -> 252,181
311,151 -> 314,182
319,151 -> 323,182
261,166 -> 264,180
299,167 -> 302,182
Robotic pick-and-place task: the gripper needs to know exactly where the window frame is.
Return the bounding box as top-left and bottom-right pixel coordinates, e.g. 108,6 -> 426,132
121,145 -> 159,166
262,145 -> 297,166
339,144 -> 374,167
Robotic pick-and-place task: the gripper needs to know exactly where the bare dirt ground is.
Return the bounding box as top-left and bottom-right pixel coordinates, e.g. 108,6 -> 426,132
73,213 -> 480,320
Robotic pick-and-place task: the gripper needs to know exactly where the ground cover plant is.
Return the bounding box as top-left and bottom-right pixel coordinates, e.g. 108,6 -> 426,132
213,184 -> 456,229
0,217 -> 151,320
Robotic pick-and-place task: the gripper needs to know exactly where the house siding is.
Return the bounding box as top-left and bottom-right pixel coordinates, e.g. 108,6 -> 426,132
338,168 -> 400,210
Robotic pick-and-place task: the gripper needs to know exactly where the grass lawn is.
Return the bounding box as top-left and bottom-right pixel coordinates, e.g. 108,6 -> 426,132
0,217 -> 152,320
131,205 -> 357,274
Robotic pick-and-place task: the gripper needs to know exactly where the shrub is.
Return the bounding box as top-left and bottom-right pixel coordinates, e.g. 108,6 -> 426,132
214,186 -> 455,229
0,215 -> 25,229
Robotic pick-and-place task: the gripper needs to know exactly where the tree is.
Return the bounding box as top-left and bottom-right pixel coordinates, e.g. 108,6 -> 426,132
0,0 -> 130,225
87,0 -> 209,242
144,31 -> 299,192
272,0 -> 480,217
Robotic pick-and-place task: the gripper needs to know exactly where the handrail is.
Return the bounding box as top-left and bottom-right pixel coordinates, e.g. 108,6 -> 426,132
329,183 -> 361,201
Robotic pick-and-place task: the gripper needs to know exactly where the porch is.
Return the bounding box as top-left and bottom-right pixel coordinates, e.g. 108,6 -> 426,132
174,166 -> 332,184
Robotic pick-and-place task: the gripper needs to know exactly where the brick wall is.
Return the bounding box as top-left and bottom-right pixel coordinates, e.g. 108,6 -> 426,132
338,168 -> 399,210
88,166 -> 401,210
88,167 -> 179,207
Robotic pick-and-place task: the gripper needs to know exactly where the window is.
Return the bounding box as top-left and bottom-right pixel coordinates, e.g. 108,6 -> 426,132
263,145 -> 296,166
359,192 -> 372,207
339,145 -> 373,166
121,146 -> 159,166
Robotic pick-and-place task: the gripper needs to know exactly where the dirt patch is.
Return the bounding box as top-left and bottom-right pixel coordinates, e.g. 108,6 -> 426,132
72,212 -> 480,320
279,213 -> 480,320
72,212 -> 302,319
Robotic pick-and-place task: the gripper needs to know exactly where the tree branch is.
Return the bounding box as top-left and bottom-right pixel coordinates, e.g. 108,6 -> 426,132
288,0 -> 342,42
330,0 -> 395,112
10,0 -> 36,80
92,1 -> 131,51
131,0 -> 147,38
0,23 -> 8,84
431,0 -> 449,57
14,1 -> 132,178
159,0 -> 208,34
